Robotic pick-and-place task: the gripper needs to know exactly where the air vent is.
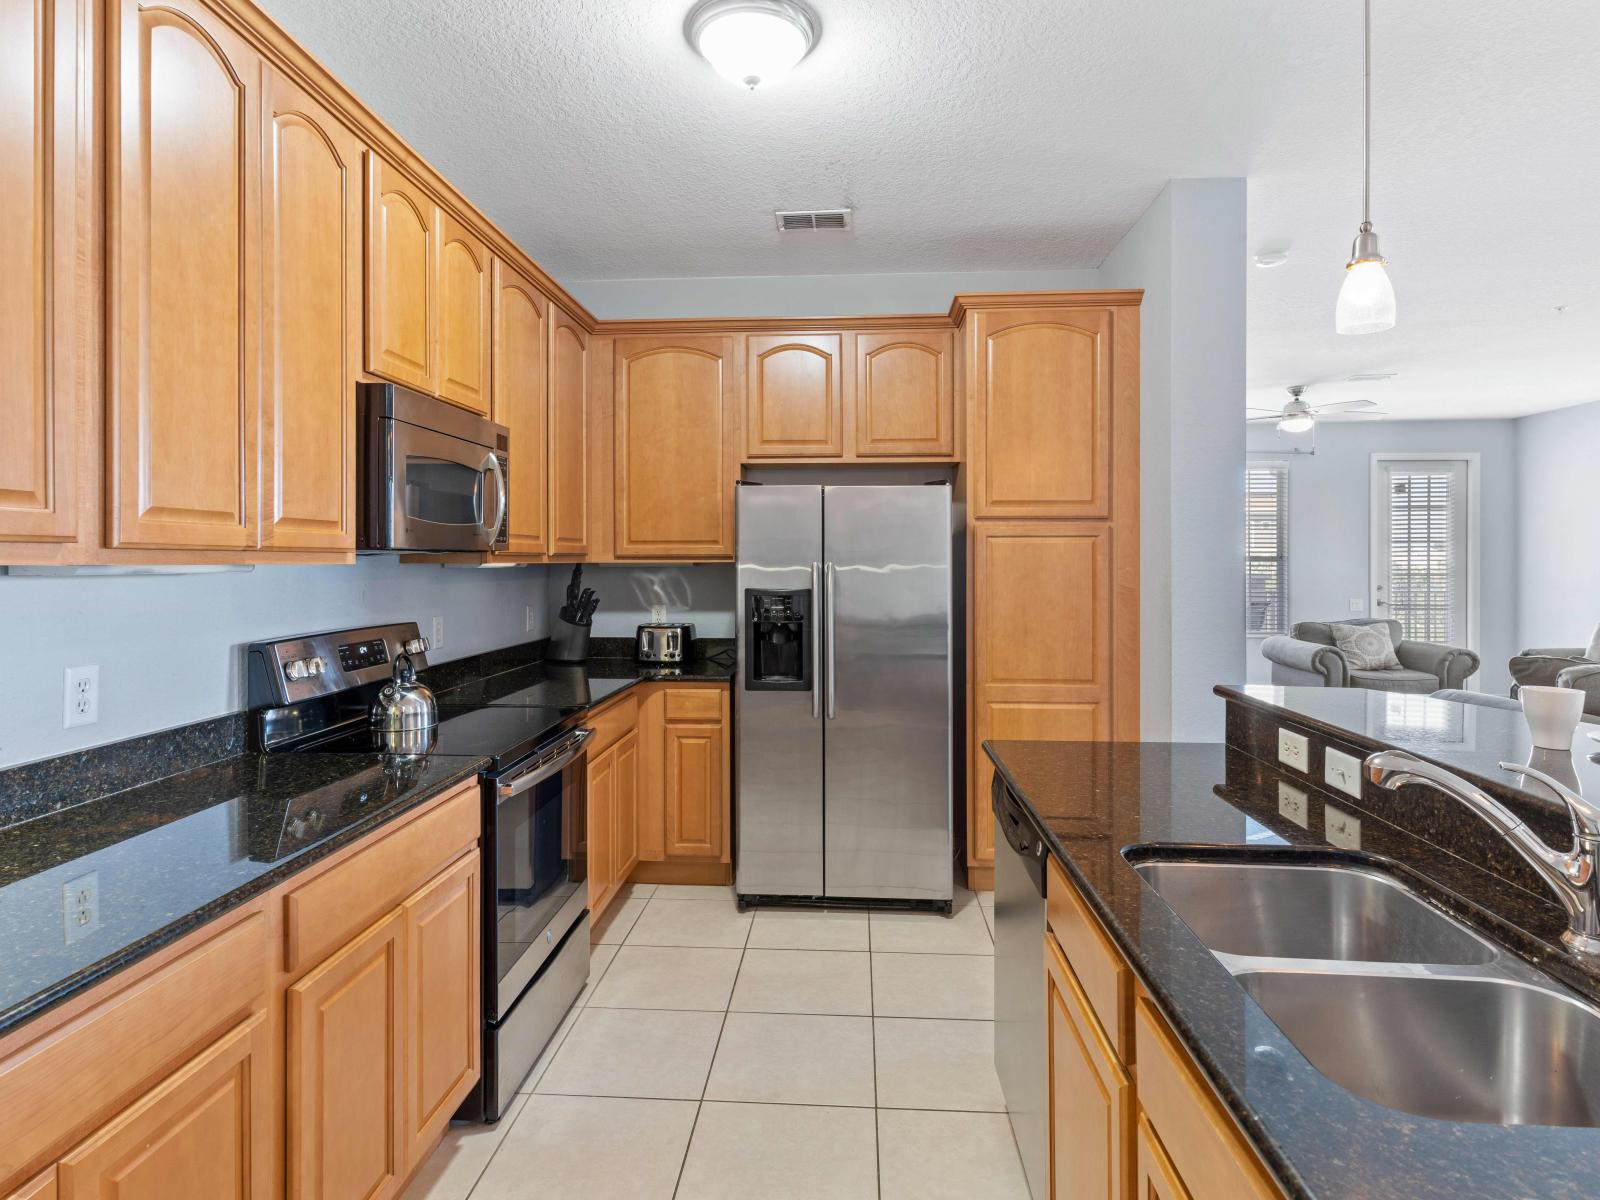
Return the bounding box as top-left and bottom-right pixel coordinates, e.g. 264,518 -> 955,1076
775,208 -> 852,232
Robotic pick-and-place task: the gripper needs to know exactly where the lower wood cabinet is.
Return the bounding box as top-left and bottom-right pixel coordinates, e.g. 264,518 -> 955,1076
664,716 -> 726,860
587,726 -> 641,922
612,729 -> 641,886
1045,931 -> 1132,1200
1135,1113 -> 1192,1200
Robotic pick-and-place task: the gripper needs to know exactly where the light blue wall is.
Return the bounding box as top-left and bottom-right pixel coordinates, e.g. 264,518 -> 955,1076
547,563 -> 736,640
1516,399 -> 1600,650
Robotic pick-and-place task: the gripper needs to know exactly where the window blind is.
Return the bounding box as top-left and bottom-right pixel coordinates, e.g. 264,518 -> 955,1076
1245,464 -> 1288,635
1386,469 -> 1457,643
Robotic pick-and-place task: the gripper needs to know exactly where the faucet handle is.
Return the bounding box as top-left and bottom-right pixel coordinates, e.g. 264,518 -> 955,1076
1498,761 -> 1600,842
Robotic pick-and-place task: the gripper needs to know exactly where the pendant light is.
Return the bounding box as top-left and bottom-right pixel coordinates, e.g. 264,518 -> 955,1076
685,0 -> 819,90
1335,0 -> 1396,335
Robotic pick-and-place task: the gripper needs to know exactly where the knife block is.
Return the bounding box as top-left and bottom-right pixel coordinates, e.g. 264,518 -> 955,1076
549,617 -> 591,663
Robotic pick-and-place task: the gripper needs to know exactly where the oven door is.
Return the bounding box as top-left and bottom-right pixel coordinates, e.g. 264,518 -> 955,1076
378,419 -> 507,552
490,728 -> 592,1018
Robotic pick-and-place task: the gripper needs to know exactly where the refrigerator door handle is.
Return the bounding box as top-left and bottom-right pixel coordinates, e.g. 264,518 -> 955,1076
811,561 -> 823,720
825,561 -> 837,720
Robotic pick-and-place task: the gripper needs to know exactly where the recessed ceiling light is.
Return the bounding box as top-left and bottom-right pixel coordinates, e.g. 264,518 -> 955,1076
685,0 -> 820,90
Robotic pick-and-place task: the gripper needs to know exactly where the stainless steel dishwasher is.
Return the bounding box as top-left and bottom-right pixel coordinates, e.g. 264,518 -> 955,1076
993,778 -> 1049,1200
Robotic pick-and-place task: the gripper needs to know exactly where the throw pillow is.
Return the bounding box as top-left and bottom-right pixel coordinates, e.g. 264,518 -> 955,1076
1330,622 -> 1402,671
1586,623 -> 1600,662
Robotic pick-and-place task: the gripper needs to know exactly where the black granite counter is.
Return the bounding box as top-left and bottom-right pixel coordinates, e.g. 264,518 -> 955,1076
986,738 -> 1600,1200
433,650 -> 736,712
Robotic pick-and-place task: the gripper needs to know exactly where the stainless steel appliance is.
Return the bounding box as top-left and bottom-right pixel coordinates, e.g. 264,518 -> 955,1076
247,622 -> 592,1123
994,782 -> 1050,1200
358,382 -> 509,553
636,623 -> 695,663
735,483 -> 954,905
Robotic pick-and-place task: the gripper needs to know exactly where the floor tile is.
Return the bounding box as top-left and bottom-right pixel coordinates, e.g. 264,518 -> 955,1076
730,949 -> 873,1015
869,902 -> 993,955
675,1102 -> 879,1200
535,1007 -> 724,1099
649,883 -> 736,900
874,1017 -> 1005,1111
514,1002 -> 582,1095
617,881 -> 658,900
878,1109 -> 1031,1200
592,897 -> 646,944
625,898 -> 752,948
872,952 -> 994,1019
979,902 -> 996,938
574,942 -> 620,1007
747,907 -> 870,951
396,1096 -> 526,1200
977,890 -> 995,908
471,1095 -> 697,1200
587,945 -> 742,1011
705,1012 -> 876,1107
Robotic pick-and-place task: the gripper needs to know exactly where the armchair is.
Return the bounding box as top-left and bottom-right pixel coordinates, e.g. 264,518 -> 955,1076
1510,646 -> 1600,719
1261,618 -> 1481,694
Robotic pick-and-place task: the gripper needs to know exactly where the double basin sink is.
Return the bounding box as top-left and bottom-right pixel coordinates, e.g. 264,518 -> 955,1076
1132,856 -> 1600,1128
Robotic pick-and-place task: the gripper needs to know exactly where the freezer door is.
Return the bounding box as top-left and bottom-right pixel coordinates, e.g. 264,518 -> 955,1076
823,486 -> 953,900
735,485 -> 825,897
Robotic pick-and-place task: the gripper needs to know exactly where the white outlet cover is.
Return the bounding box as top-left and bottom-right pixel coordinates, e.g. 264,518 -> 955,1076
431,616 -> 445,650
1277,781 -> 1309,828
63,665 -> 99,729
525,605 -> 538,633
63,870 -> 100,944
1277,728 -> 1309,772
1324,747 -> 1363,799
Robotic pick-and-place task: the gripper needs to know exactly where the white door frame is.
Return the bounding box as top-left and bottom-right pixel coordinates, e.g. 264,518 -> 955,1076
1369,452 -> 1481,653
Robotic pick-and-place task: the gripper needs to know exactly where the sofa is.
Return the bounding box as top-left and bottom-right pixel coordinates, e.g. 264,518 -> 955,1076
1261,618 -> 1481,694
1509,645 -> 1600,719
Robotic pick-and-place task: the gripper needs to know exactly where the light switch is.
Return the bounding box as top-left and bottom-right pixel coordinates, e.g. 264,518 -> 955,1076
1324,748 -> 1363,799
1325,804 -> 1362,850
1349,598 -> 1365,614
1277,728 -> 1310,772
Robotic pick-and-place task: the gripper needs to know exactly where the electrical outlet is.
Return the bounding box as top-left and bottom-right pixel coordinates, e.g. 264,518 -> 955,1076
63,666 -> 99,729
1324,804 -> 1362,850
651,604 -> 667,624
1277,727 -> 1309,772
525,605 -> 538,633
1277,781 -> 1309,828
63,871 -> 100,944
1324,747 -> 1363,799
431,616 -> 445,650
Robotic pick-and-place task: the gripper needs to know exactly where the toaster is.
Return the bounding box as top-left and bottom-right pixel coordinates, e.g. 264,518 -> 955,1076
636,623 -> 695,663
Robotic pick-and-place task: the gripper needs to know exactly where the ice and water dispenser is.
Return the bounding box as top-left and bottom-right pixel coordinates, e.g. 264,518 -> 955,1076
744,589 -> 813,691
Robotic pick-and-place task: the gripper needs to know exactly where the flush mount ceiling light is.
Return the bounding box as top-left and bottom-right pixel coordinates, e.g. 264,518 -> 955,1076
1335,0 -> 1396,335
685,0 -> 820,89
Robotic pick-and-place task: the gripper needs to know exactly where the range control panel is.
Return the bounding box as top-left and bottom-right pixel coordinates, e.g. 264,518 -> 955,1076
337,638 -> 390,673
246,622 -> 430,709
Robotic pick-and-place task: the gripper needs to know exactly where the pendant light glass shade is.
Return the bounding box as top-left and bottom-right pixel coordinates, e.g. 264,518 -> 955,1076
1336,257 -> 1396,334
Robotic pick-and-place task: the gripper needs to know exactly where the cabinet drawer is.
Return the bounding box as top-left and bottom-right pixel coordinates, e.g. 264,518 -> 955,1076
1046,855 -> 1131,1059
584,693 -> 638,756
1135,996 -> 1283,1200
663,687 -> 722,722
0,912 -> 266,1190
284,781 -> 478,974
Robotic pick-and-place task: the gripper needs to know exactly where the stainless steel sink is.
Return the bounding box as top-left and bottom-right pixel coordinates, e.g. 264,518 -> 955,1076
1235,970 -> 1600,1127
1132,860 -> 1496,965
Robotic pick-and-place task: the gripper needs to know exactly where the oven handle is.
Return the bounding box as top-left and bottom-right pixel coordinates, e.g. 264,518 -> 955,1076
496,727 -> 593,803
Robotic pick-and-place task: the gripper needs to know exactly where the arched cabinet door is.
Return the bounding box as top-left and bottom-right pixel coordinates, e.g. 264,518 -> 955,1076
547,305 -> 590,556
745,334 -> 842,457
854,330 -> 954,457
435,211 -> 490,415
365,153 -> 435,391
492,261 -> 549,555
109,0 -> 261,549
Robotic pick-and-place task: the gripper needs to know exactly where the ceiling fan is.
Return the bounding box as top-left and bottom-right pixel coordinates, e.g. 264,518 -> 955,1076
1247,385 -> 1388,434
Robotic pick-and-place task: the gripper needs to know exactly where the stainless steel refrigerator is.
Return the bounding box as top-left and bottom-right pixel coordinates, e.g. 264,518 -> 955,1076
735,483 -> 954,905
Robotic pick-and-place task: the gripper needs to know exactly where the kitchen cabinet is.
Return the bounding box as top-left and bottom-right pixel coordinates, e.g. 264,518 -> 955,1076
365,154 -> 435,392
586,735 -> 618,919
435,210 -> 491,415
1134,1115 -> 1190,1200
260,66 -> 364,552
613,729 -> 641,885
613,334 -> 735,559
586,706 -> 641,922
745,333 -> 843,458
1045,932 -> 1132,1200
108,0 -> 261,550
663,687 -> 729,860
492,261 -> 549,555
854,329 -> 954,457
548,305 -> 591,556
5,1170 -> 55,1200
0,0 -> 80,545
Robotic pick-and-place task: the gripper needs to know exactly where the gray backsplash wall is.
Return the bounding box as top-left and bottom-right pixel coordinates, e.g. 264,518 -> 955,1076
0,560 -> 551,769
548,563 -> 736,640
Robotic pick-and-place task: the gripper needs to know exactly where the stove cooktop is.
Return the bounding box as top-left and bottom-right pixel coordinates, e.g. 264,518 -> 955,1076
433,662 -> 635,712
303,702 -> 569,770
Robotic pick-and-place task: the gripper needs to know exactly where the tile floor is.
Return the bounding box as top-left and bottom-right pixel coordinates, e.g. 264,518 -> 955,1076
402,883 -> 1028,1200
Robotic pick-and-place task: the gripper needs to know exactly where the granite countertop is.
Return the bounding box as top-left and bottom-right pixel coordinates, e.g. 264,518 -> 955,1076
986,738 -> 1600,1200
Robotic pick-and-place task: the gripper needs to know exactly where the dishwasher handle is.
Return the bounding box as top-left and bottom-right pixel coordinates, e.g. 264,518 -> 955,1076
993,779 -> 1049,896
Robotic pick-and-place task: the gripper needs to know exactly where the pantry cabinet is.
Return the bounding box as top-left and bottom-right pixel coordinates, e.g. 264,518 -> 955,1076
548,305 -> 591,557
492,262 -> 549,555
854,329 -> 954,457
745,333 -> 843,458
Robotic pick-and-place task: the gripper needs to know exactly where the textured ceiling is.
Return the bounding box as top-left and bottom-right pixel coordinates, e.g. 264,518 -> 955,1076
258,0 -> 1600,419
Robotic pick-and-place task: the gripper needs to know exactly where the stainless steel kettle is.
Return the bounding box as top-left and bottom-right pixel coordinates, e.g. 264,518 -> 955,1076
370,653 -> 437,733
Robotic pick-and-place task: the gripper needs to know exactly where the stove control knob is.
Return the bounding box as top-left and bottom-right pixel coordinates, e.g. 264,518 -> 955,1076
306,656 -> 328,677
284,659 -> 310,681
403,637 -> 429,655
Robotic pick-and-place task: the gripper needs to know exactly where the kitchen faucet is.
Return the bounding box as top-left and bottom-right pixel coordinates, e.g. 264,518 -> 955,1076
1365,749 -> 1600,958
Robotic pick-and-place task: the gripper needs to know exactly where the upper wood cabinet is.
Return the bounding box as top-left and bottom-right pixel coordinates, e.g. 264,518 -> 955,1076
0,0 -> 79,545
108,0 -> 260,550
260,66 -> 363,552
855,330 -> 954,457
548,305 -> 590,556
435,211 -> 490,415
492,261 -> 548,555
745,334 -> 842,458
365,154 -> 434,392
968,305 -> 1115,519
613,335 -> 735,559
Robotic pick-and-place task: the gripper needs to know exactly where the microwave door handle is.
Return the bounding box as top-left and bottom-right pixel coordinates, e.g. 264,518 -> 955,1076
496,728 -> 594,803
479,452 -> 507,544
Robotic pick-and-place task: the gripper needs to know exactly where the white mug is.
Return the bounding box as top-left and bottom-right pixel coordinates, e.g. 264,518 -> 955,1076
1521,685 -> 1585,751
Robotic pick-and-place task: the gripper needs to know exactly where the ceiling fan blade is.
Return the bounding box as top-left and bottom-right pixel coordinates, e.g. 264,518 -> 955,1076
1312,399 -> 1377,414
1321,410 -> 1388,420
1246,407 -> 1282,414
1246,415 -> 1284,423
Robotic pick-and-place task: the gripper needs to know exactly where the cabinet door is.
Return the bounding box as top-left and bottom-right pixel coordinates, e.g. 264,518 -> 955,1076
613,729 -> 640,883
364,154 -> 434,391
492,261 -> 548,554
435,211 -> 490,415
971,306 -> 1112,519
55,1015 -> 271,1200
855,330 -> 954,457
0,0 -> 78,544
664,721 -> 725,859
260,66 -> 362,551
613,335 -> 734,559
1135,1115 -> 1192,1200
586,744 -> 616,918
745,334 -> 842,458
109,0 -> 259,549
403,851 -> 480,1170
5,1169 -> 55,1200
287,907 -> 406,1200
1045,933 -> 1132,1200
548,305 -> 589,556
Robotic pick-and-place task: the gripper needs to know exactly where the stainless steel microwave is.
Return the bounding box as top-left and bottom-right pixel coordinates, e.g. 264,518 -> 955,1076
358,382 -> 509,552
